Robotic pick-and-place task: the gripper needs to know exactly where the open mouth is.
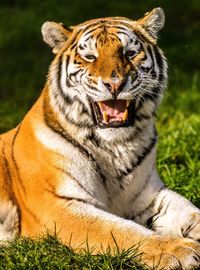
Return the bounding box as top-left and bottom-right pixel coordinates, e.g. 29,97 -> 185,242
92,99 -> 135,128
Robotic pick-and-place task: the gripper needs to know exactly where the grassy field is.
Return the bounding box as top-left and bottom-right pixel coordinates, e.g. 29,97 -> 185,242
0,0 -> 200,269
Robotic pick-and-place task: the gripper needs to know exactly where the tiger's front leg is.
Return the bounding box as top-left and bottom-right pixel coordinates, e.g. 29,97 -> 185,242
136,173 -> 200,242
151,187 -> 200,241
21,194 -> 200,270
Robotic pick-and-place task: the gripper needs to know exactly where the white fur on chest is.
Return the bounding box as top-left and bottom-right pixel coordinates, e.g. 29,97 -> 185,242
103,148 -> 160,218
35,120 -> 163,222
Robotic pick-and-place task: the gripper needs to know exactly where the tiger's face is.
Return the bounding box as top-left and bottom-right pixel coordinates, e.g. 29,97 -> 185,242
76,27 -> 143,128
42,8 -> 167,129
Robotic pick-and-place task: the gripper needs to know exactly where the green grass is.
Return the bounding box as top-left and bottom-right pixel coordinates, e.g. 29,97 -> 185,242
157,71 -> 200,207
0,0 -> 200,269
0,236 -> 146,270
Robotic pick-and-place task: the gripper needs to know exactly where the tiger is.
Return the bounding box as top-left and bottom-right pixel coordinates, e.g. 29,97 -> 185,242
0,7 -> 200,269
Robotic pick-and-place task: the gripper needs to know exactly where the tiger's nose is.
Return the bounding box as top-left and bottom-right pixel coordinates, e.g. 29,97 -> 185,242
102,78 -> 126,97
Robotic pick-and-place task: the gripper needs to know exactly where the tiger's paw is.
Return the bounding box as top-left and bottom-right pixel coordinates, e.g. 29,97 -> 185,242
182,212 -> 200,242
0,202 -> 19,245
141,236 -> 200,270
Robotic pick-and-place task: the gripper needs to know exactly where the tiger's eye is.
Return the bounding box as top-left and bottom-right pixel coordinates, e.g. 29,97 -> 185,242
84,55 -> 96,61
126,50 -> 136,59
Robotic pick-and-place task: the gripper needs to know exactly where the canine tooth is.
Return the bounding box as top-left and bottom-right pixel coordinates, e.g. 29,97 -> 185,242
98,102 -> 102,109
126,100 -> 131,107
103,111 -> 108,123
122,109 -> 128,122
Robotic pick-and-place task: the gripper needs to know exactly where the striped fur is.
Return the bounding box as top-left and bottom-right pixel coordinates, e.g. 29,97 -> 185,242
0,8 -> 200,269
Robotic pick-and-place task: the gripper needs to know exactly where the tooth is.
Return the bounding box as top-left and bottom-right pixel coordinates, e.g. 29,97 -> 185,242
103,111 -> 108,123
126,100 -> 131,107
122,109 -> 128,122
98,102 -> 102,109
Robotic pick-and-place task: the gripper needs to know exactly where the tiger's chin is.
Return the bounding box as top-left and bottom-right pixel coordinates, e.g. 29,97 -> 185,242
92,99 -> 135,128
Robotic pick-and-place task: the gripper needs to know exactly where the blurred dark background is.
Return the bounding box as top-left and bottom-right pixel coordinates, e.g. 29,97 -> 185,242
0,0 -> 199,131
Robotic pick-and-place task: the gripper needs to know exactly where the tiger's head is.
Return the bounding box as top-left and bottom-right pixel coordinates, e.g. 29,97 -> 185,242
42,8 -> 167,131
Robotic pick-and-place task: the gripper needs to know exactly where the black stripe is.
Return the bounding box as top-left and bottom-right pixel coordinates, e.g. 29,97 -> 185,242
20,197 -> 41,224
106,21 -> 135,29
59,196 -> 89,204
66,78 -> 72,87
2,143 -> 12,194
44,115 -> 107,186
84,26 -> 101,42
107,25 -> 128,31
70,42 -> 77,50
11,124 -> 41,230
79,69 -> 87,81
22,204 -> 40,224
65,54 -> 70,79
135,186 -> 165,220
54,165 -> 94,198
85,82 -> 99,91
130,169 -> 153,204
136,87 -> 160,112
85,35 -> 94,42
73,59 -> 82,65
117,132 -> 157,180
55,101 -> 93,129
86,132 -> 100,147
57,55 -> 87,108
142,92 -> 156,102
95,32 -> 103,43
147,45 -> 154,60
147,45 -> 157,79
2,142 -> 21,234
11,125 -> 26,194
46,190 -> 90,205
69,69 -> 82,80
135,198 -> 155,219
145,186 -> 166,227
156,201 -> 170,219
83,22 -> 105,33
52,55 -> 92,128
60,24 -> 72,32
56,54 -> 65,98
135,113 -> 151,121
55,72 -> 90,116
67,28 -> 83,51
11,125 -> 37,227
153,187 -> 169,218
68,96 -> 90,115
130,79 -> 141,91
147,199 -> 170,230
153,46 -> 164,82
90,125 -> 144,152
133,126 -> 143,135
82,21 -> 132,39
116,31 -> 130,37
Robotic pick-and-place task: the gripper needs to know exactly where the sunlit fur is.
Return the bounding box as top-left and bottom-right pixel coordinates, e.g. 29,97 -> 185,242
0,8 -> 200,270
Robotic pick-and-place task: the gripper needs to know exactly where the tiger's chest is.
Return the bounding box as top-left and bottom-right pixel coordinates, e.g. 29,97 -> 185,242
85,138 -> 156,217
36,122 -> 156,218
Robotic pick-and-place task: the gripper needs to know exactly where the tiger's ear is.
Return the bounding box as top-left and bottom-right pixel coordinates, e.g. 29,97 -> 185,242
138,8 -> 165,40
41,21 -> 72,54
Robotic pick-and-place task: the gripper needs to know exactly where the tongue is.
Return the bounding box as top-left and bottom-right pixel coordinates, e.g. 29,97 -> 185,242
98,100 -> 127,122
